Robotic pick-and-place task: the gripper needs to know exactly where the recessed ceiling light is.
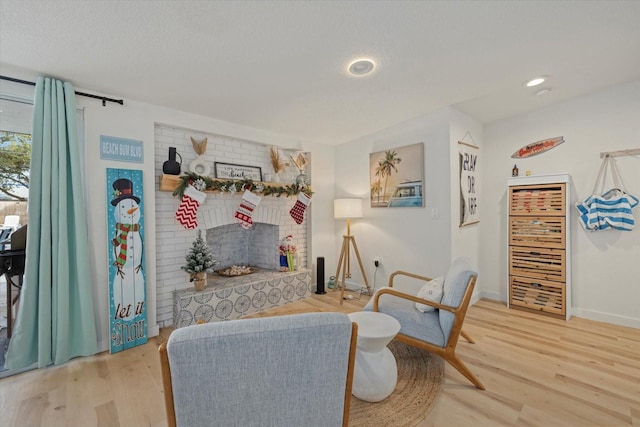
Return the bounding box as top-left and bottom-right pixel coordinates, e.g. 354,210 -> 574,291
535,88 -> 552,96
524,76 -> 548,87
348,58 -> 375,76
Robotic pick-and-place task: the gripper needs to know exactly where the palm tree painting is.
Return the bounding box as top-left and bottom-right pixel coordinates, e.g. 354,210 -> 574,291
369,143 -> 424,208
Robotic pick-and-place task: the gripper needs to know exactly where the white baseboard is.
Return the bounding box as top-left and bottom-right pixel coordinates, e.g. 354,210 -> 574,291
343,280 -> 367,291
97,340 -> 107,353
571,307 -> 640,330
477,291 -> 640,330
148,323 -> 160,337
478,290 -> 506,303
470,292 -> 481,305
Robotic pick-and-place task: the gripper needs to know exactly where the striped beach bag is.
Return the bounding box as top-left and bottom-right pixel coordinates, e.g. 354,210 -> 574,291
576,155 -> 639,231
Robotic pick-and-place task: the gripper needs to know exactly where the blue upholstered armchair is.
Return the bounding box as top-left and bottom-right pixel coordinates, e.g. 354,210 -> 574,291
159,312 -> 358,427
364,256 -> 485,390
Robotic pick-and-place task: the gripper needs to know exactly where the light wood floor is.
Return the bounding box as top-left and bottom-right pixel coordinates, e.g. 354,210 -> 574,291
1,291 -> 638,426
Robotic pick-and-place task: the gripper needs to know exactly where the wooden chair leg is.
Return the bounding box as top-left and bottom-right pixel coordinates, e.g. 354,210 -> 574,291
159,344 -> 177,427
445,353 -> 485,390
460,330 -> 475,344
342,322 -> 358,427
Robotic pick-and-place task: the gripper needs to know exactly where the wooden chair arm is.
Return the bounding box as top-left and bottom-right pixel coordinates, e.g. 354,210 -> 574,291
373,287 -> 460,314
388,270 -> 433,287
159,343 -> 177,427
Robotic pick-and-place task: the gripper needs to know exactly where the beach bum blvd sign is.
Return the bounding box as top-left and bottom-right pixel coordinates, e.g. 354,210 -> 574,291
100,135 -> 144,163
512,136 -> 564,159
459,141 -> 479,227
107,168 -> 147,353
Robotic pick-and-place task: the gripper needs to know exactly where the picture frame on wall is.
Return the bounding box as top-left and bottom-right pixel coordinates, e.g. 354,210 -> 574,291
369,142 -> 424,208
214,162 -> 263,181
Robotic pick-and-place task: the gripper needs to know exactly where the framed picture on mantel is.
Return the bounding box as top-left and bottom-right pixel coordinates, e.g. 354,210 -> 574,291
214,162 -> 263,181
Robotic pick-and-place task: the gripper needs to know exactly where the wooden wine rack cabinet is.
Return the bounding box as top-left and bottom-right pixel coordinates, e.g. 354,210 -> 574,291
507,174 -> 571,320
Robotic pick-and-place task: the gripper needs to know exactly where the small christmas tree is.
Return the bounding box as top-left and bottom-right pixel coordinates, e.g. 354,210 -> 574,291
182,230 -> 217,279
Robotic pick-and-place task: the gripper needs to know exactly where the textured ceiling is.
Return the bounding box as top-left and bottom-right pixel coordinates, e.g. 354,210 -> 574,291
1,1 -> 639,145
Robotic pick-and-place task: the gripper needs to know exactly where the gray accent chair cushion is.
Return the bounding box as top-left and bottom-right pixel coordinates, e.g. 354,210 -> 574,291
440,257 -> 476,343
364,287 -> 445,346
364,257 -> 476,347
165,312 -> 354,427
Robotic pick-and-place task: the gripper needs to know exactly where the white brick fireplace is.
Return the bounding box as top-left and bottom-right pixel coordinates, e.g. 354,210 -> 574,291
202,202 -> 286,271
154,124 -> 311,328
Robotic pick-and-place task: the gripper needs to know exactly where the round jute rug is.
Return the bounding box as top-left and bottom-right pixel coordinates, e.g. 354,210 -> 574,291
349,341 -> 444,427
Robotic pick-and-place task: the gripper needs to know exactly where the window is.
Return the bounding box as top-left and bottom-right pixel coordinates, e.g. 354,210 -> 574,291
0,96 -> 32,228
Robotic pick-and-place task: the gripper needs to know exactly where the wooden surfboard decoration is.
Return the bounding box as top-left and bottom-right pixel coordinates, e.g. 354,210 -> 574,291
512,136 -> 564,158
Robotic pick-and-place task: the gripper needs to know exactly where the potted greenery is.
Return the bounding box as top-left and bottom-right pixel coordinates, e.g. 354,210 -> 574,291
182,230 -> 217,291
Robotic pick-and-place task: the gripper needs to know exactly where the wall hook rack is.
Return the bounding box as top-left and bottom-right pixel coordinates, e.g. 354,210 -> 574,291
599,148 -> 640,158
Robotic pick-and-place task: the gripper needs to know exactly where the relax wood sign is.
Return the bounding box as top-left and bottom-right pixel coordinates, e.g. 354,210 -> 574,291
459,141 -> 479,227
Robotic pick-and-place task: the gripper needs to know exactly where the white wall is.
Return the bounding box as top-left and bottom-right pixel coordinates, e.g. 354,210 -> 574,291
481,80 -> 640,327
334,109 -> 454,291
83,100 -> 336,350
2,75 -> 337,351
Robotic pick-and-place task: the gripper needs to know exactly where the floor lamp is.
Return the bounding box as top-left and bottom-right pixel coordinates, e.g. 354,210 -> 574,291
334,198 -> 371,303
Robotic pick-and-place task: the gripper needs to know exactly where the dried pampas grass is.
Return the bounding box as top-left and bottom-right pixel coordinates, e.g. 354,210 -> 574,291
269,147 -> 286,173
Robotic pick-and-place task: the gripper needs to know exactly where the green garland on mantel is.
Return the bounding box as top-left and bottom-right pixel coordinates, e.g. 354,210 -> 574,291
172,171 -> 313,198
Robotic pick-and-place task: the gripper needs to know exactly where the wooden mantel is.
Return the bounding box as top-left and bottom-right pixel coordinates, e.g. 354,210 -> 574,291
159,174 -> 187,192
158,174 -> 295,193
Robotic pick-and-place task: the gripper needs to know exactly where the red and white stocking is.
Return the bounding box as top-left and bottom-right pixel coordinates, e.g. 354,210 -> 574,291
175,185 -> 206,230
290,193 -> 311,224
235,190 -> 262,229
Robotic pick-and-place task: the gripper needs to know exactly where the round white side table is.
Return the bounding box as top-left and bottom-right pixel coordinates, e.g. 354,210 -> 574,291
347,311 -> 401,402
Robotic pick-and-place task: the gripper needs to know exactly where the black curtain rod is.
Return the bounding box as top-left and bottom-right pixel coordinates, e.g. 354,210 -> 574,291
0,75 -> 124,106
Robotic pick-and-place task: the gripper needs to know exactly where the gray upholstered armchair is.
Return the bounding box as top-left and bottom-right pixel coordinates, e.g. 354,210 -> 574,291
364,256 -> 485,390
159,312 -> 358,427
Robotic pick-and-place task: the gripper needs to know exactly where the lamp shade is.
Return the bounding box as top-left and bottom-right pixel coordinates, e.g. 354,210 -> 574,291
334,198 -> 363,219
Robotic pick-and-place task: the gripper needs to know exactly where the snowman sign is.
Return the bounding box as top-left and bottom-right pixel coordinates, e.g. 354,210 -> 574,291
107,169 -> 147,353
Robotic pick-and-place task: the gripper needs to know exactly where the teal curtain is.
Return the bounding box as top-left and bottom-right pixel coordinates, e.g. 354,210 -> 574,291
6,77 -> 97,369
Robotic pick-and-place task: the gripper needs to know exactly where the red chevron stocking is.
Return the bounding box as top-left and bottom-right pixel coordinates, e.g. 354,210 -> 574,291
175,185 -> 207,229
